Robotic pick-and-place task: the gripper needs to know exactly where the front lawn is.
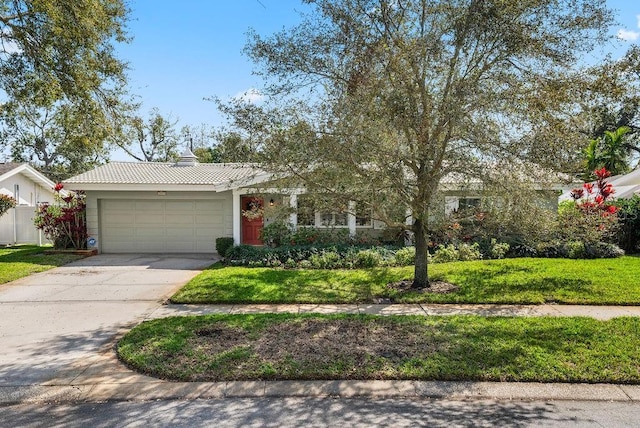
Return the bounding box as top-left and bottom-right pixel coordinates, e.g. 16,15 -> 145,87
118,313 -> 640,383
0,246 -> 82,285
170,256 -> 640,305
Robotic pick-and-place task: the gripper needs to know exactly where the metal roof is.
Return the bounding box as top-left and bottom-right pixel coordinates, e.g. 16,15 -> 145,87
63,162 -> 265,186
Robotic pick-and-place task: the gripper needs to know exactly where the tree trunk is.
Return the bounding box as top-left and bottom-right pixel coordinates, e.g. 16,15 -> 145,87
412,217 -> 430,289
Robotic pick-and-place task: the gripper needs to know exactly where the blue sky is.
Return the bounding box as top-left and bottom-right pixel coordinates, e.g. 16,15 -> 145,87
119,0 -> 310,133
120,0 -> 640,137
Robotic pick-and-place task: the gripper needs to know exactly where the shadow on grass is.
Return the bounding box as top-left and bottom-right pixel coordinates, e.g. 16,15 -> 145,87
121,314 -> 640,384
448,264 -> 598,302
175,266 -> 410,304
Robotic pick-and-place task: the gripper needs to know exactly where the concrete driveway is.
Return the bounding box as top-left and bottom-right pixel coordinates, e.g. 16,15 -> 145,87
0,254 -> 216,388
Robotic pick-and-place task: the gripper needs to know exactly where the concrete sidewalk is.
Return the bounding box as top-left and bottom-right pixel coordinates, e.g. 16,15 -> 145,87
150,302 -> 640,320
2,346 -> 639,404
2,302 -> 640,405
2,339 -> 639,404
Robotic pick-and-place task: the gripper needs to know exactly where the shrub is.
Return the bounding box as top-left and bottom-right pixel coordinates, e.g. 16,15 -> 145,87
226,245 -> 264,264
584,242 -> 625,259
614,195 -> 640,253
309,250 -> 342,269
566,241 -> 586,259
284,258 -> 297,269
535,241 -> 566,258
355,249 -> 383,268
34,185 -> 87,249
0,194 -> 17,217
432,244 -> 458,263
489,239 -> 510,259
290,227 -> 351,246
563,168 -> 619,245
260,221 -> 294,247
215,237 -> 235,257
506,242 -> 537,258
394,246 -> 416,266
457,242 -> 482,261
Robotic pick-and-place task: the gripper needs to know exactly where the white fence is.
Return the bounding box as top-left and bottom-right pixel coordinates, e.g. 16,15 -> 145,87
0,206 -> 48,245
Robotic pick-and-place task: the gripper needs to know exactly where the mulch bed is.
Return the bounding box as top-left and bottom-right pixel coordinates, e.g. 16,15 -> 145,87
386,279 -> 459,294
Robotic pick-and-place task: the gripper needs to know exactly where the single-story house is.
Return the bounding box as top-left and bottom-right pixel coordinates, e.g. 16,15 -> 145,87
0,162 -> 60,245
63,150 -> 576,254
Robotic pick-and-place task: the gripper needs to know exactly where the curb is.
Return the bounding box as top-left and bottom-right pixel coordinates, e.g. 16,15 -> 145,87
2,380 -> 639,404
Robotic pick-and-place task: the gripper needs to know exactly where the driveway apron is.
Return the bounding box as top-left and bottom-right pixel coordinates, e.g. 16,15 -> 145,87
0,254 -> 215,386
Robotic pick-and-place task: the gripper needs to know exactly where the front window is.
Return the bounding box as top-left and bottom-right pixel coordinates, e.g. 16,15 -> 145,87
319,211 -> 348,227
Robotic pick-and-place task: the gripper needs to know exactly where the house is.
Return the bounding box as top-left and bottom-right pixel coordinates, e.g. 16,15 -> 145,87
559,168 -> 640,202
63,150 -> 576,254
0,162 -> 60,245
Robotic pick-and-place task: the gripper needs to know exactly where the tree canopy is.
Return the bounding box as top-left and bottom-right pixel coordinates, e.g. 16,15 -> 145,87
118,108 -> 181,162
0,0 -> 131,178
0,0 -> 129,104
220,0 -> 617,287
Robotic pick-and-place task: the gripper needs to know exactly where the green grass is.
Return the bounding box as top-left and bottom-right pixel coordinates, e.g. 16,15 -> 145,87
0,246 -> 82,284
170,256 -> 640,305
118,313 -> 640,383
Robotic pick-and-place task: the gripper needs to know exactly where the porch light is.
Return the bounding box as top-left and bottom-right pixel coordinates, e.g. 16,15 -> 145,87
269,198 -> 275,206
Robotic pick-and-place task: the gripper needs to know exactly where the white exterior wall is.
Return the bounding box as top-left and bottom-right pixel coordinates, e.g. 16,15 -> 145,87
0,207 -> 47,245
0,174 -> 56,206
85,190 -> 234,253
0,171 -> 55,245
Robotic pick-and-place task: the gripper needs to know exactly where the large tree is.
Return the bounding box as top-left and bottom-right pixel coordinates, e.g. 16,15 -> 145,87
0,0 -> 128,104
0,0 -> 131,176
578,45 -> 640,173
0,100 -> 114,181
118,108 -> 181,162
222,0 -> 615,288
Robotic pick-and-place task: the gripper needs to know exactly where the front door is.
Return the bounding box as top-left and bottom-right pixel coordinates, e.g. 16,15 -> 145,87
241,196 -> 264,245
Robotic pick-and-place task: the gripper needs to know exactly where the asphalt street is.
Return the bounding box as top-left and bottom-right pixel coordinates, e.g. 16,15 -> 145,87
2,397 -> 640,427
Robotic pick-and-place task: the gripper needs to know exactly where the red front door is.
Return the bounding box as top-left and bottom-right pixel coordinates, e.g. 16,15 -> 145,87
241,196 -> 264,245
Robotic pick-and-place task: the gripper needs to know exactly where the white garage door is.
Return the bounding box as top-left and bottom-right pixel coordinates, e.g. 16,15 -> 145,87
100,199 -> 223,253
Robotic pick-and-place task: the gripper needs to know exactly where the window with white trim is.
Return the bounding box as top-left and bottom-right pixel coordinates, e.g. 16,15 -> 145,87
319,211 -> 348,227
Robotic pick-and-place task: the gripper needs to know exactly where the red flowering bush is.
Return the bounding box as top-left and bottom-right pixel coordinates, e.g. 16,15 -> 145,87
34,184 -> 87,249
0,194 -> 17,217
561,168 -> 619,245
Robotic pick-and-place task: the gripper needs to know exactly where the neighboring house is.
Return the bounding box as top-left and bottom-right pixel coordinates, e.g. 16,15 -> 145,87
559,168 -> 640,202
0,162 -> 59,245
63,150 -> 576,254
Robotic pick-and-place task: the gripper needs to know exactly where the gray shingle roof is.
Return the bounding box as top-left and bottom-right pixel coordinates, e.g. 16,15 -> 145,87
64,162 -> 265,186
0,162 -> 24,176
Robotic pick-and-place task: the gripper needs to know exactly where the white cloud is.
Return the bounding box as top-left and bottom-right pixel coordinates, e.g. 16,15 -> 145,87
233,88 -> 264,104
617,29 -> 640,41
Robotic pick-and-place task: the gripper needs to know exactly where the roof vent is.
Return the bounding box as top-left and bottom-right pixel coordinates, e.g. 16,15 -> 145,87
176,148 -> 199,166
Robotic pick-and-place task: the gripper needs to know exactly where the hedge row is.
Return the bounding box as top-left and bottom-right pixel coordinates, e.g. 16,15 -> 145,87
221,239 -> 624,269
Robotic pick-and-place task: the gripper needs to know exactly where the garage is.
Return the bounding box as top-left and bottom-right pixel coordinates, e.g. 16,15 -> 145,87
100,199 -> 224,253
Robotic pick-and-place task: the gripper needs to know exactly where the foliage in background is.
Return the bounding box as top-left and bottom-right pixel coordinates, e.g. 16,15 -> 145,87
0,194 -> 16,217
117,108 -> 181,162
34,184 -> 87,249
583,126 -> 633,180
613,195 -> 640,253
